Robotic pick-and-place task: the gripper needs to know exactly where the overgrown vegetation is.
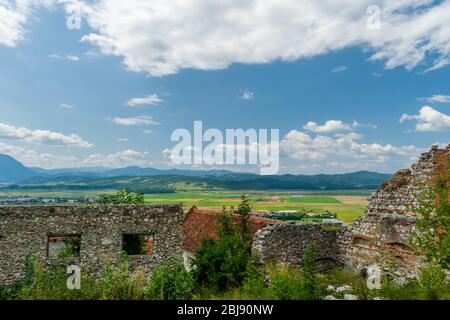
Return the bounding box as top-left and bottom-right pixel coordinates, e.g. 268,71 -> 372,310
100,189 -> 144,205
410,161 -> 449,271
192,198 -> 253,291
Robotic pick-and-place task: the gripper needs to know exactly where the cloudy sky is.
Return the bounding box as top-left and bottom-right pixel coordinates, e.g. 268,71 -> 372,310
0,0 -> 449,174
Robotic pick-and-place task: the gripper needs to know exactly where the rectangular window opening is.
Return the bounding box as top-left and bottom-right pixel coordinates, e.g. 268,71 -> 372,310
47,235 -> 81,258
122,234 -> 154,256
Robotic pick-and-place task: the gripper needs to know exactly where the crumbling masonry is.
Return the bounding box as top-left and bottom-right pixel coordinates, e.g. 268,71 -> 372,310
0,205 -> 183,284
338,144 -> 449,279
252,145 -> 449,279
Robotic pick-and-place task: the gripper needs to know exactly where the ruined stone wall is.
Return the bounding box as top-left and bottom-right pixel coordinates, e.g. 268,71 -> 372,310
252,223 -> 340,271
251,145 -> 449,279
0,205 -> 184,284
338,145 -> 449,280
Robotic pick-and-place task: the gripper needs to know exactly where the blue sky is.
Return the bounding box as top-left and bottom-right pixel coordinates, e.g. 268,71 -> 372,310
0,1 -> 449,174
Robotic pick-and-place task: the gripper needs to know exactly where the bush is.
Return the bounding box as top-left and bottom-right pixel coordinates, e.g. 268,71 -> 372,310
100,189 -> 144,205
380,265 -> 450,300
301,245 -> 323,300
95,253 -> 147,300
411,161 -> 449,271
192,203 -> 253,292
145,260 -> 195,300
193,231 -> 252,291
266,265 -> 305,300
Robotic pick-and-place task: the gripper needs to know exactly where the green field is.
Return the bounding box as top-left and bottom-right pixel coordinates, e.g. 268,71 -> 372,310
279,195 -> 342,203
142,191 -> 369,222
2,190 -> 370,223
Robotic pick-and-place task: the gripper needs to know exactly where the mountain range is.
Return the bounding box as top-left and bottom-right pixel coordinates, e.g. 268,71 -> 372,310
0,154 -> 392,191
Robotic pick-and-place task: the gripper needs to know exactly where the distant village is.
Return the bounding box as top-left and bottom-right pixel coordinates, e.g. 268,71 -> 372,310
0,194 -> 100,205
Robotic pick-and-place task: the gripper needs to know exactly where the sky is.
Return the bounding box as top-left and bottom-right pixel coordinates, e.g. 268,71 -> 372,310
0,0 -> 449,174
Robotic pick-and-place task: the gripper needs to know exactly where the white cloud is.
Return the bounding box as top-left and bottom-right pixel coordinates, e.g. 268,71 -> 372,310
117,138 -> 128,142
49,54 -> 80,61
417,95 -> 450,104
109,116 -> 159,126
125,94 -> 163,107
0,0 -> 37,47
82,149 -> 152,167
60,103 -> 76,109
0,142 -> 79,168
0,122 -> 93,147
400,106 -> 450,132
0,142 -> 153,169
304,120 -> 378,133
303,120 -> 354,133
332,66 -> 348,73
3,1 -> 450,76
76,0 -> 450,76
304,120 -> 352,134
239,89 -> 254,101
281,129 -> 423,173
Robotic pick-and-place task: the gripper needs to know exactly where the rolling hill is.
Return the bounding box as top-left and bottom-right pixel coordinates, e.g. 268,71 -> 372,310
0,154 -> 392,192
0,155 -> 36,182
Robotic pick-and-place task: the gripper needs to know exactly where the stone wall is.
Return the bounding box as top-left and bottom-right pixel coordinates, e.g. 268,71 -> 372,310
252,222 -> 340,271
338,144 -> 449,280
0,204 -> 184,284
252,144 -> 449,279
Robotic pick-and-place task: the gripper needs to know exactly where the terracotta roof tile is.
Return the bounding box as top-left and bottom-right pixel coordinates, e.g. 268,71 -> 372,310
182,206 -> 277,253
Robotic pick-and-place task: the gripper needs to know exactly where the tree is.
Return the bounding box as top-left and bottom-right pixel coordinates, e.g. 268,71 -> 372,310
193,198 -> 254,291
236,195 -> 252,242
411,161 -> 449,271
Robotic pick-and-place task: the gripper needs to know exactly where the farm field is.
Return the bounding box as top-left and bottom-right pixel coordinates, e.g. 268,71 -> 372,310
143,192 -> 370,223
2,190 -> 371,223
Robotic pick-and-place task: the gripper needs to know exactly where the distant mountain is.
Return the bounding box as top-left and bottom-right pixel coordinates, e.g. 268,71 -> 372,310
29,167 -> 112,175
5,171 -> 392,193
103,166 -> 242,177
0,154 -> 36,182
0,154 -> 392,191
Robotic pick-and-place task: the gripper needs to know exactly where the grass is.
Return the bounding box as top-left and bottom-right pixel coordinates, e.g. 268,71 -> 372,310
279,196 -> 342,204
144,192 -> 367,223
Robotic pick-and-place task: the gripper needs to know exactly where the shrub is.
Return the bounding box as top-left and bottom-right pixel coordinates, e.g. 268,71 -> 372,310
411,161 -> 449,271
100,189 -> 144,205
301,244 -> 323,300
145,260 -> 195,300
378,265 -> 449,300
95,253 -> 146,300
193,230 -> 252,291
266,265 -> 305,300
193,202 -> 253,291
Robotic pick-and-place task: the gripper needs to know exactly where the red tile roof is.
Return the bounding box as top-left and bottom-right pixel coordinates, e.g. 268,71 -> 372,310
182,206 -> 277,253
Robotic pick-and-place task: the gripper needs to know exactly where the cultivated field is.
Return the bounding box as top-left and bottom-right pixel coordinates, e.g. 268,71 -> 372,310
2,190 -> 371,222
143,191 -> 370,222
